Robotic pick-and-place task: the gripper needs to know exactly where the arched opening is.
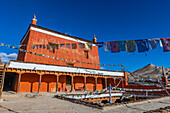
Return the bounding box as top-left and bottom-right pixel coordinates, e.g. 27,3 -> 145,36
73,76 -> 84,91
20,73 -> 39,92
58,75 -> 66,91
40,74 -> 57,92
97,78 -> 105,90
86,77 -> 95,91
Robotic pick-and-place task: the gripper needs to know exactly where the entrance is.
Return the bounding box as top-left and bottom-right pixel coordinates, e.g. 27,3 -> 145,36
102,78 -> 105,89
3,73 -> 18,91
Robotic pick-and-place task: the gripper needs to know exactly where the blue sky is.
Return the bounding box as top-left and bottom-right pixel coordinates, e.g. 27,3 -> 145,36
0,0 -> 170,71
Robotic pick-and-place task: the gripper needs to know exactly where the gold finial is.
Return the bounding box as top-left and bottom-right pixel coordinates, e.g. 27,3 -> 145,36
33,14 -> 36,19
93,34 -> 97,43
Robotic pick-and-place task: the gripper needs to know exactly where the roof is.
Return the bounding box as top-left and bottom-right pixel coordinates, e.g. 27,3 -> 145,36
20,24 -> 94,44
8,61 -> 124,77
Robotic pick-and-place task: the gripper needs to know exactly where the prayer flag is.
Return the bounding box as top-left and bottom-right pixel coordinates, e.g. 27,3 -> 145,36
110,41 -> 119,53
126,40 -> 136,52
148,39 -> 159,49
78,43 -> 85,49
104,42 -> 111,51
117,41 -> 126,51
136,39 -> 149,52
96,42 -> 104,48
161,38 -> 170,52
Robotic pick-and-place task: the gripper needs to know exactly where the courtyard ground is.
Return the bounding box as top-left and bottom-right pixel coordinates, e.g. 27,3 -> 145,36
0,92 -> 170,113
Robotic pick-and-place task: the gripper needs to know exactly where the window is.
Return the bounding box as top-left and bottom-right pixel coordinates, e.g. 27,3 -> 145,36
84,50 -> 89,59
35,45 -> 38,49
43,45 -> 46,49
31,45 -> 35,49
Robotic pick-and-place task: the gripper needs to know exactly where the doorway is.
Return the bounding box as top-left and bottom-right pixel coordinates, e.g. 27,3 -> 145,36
3,73 -> 18,91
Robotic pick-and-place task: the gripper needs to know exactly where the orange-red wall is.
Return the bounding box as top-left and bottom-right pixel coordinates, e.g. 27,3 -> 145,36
18,74 -> 127,92
19,73 -> 39,92
17,30 -> 100,70
40,75 -> 56,92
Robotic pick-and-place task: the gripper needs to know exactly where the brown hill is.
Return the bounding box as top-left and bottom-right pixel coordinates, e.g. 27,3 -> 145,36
128,64 -> 170,81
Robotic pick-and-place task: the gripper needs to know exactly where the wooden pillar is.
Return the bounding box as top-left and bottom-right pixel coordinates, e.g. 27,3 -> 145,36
16,72 -> 22,94
71,75 -> 74,92
105,78 -> 107,88
84,76 -> 86,91
38,74 -> 42,93
121,77 -> 124,88
56,75 -> 59,92
114,78 -> 116,87
95,77 -> 97,91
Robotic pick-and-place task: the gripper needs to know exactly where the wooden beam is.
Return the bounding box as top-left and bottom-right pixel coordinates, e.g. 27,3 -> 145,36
84,76 -> 86,91
105,78 -> 107,88
71,75 -> 74,92
56,75 -> 59,92
114,78 -> 116,87
95,77 -> 97,91
16,72 -> 22,94
38,74 -> 42,93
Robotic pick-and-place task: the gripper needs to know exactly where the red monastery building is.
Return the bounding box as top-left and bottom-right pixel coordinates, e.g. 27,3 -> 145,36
2,15 -> 128,93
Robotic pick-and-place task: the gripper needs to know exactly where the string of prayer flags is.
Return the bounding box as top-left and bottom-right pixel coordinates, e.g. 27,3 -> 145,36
117,41 -> 126,51
136,39 -> 149,53
126,40 -> 136,52
1,42 -> 123,67
104,42 -> 111,51
161,38 -> 170,52
148,39 -> 159,50
110,41 -> 119,53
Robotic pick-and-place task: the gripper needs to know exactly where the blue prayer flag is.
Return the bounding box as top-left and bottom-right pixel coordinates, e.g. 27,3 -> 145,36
136,39 -> 149,52
148,39 -> 159,49
96,42 -> 104,48
117,41 -> 126,51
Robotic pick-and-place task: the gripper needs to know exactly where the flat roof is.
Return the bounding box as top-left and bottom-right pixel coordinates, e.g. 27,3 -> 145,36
8,61 -> 124,77
20,24 -> 94,44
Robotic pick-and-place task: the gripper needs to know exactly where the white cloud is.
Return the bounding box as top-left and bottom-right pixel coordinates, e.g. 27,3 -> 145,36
0,53 -> 17,64
100,67 -> 105,69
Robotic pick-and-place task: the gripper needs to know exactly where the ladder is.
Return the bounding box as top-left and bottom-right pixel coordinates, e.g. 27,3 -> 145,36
0,64 -> 6,98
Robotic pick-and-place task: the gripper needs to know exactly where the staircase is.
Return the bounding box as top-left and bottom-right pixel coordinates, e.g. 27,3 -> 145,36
0,64 -> 6,98
0,71 -> 3,89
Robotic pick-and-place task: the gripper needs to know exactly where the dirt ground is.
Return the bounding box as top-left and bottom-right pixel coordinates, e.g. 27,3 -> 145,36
0,95 -> 170,113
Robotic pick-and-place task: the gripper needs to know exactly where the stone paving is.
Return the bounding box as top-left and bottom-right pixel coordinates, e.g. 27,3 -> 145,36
0,92 -> 169,113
